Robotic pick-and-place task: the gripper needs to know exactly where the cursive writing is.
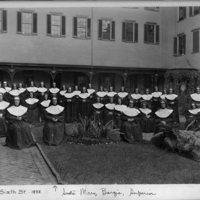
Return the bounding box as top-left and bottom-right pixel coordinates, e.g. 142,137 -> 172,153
130,189 -> 156,197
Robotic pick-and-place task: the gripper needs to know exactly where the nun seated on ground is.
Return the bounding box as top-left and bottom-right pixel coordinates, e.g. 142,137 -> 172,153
43,97 -> 65,146
0,93 -> 10,138
25,92 -> 40,124
184,102 -> 200,131
151,99 -> 177,149
120,100 -> 143,143
139,100 -> 155,133
5,96 -> 35,150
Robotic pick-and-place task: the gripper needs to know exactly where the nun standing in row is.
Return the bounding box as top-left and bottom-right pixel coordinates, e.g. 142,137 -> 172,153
6,96 -> 35,149
0,93 -> 10,137
43,97 -> 65,146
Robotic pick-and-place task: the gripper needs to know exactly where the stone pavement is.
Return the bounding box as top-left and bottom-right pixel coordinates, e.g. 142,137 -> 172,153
0,137 -> 57,185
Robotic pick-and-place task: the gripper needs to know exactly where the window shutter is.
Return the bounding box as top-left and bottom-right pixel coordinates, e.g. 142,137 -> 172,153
134,23 -> 138,43
32,13 -> 37,34
189,7 -> 193,17
156,25 -> 159,44
183,7 -> 186,19
47,14 -> 51,35
183,34 -> 186,54
73,17 -> 77,37
61,15 -> 66,36
111,21 -> 115,41
173,37 -> 178,55
2,10 -> 7,32
122,22 -> 126,42
144,24 -> 147,43
17,11 -> 22,33
87,18 -> 91,38
193,31 -> 199,53
98,19 -> 102,40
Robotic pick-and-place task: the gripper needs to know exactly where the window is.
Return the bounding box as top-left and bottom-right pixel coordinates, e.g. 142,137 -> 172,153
144,7 -> 159,11
47,14 -> 66,37
98,19 -> 115,41
144,23 -> 159,44
73,17 -> 91,39
0,10 -> 7,33
122,21 -> 138,43
174,34 -> 186,56
178,7 -> 186,21
192,30 -> 199,53
189,7 -> 200,17
17,11 -> 37,35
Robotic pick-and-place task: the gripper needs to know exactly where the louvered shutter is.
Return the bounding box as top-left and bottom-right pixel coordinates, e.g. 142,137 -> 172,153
73,17 -> 77,37
87,18 -> 91,38
156,25 -> 159,44
193,31 -> 199,53
2,10 -> 7,32
17,11 -> 22,33
122,22 -> 126,42
183,7 -> 186,19
134,23 -> 138,43
33,13 -> 37,34
111,21 -> 115,41
173,37 -> 178,55
47,14 -> 51,35
189,7 -> 193,17
98,19 -> 102,40
61,15 -> 66,36
183,34 -> 186,54
144,24 -> 147,43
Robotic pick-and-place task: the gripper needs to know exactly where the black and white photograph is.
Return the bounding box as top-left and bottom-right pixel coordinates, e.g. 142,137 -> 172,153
0,2 -> 200,199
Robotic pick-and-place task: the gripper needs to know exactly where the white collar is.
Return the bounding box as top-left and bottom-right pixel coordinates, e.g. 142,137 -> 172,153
93,103 -> 104,109
37,87 -> 47,93
166,94 -> 178,100
96,91 -> 107,98
118,92 -> 128,98
107,92 -> 117,97
190,93 -> 200,102
49,88 -> 60,94
0,101 -> 10,110
139,108 -> 152,115
18,88 -> 26,93
155,108 -> 173,118
73,90 -> 81,95
131,94 -> 142,100
160,94 -> 168,99
27,86 -> 38,92
9,89 -> 21,96
7,105 -> 28,117
64,93 -> 75,98
151,91 -> 162,98
59,90 -> 67,96
25,98 -> 39,105
79,93 -> 90,99
0,88 -> 6,94
4,86 -> 11,92
188,108 -> 200,115
142,94 -> 152,100
105,103 -> 115,110
40,99 -> 51,107
114,104 -> 127,112
87,89 -> 95,94
123,107 -> 140,117
46,105 -> 64,115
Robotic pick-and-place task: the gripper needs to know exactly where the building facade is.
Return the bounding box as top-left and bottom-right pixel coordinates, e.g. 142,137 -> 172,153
0,7 -> 199,93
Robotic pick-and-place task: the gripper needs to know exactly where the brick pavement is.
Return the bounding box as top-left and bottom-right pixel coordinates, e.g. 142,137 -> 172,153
0,137 -> 57,185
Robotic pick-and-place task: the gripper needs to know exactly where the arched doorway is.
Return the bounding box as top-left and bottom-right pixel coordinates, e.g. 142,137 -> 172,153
0,70 -> 11,86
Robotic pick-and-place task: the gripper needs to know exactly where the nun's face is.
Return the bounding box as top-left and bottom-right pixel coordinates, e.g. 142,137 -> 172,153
146,89 -> 149,94
129,101 -> 134,108
75,86 -> 78,90
110,98 -> 114,103
142,103 -> 147,109
135,88 -> 139,93
110,87 -> 113,92
52,98 -> 57,105
0,95 -> 3,101
191,103 -> 196,109
83,87 -> 86,93
53,83 -> 56,88
155,86 -> 158,91
30,93 -> 33,98
100,86 -> 103,91
19,83 -> 22,88
97,97 -> 100,103
118,98 -> 122,105
169,89 -> 173,94
161,102 -> 166,109
121,86 -> 124,92
30,81 -> 34,87
3,82 -> 7,87
44,94 -> 48,100
89,83 -> 92,88
62,85 -> 66,90
14,98 -> 20,106
197,88 -> 200,94
68,88 -> 72,93
163,89 -> 167,94
13,84 -> 17,89
41,82 -> 44,87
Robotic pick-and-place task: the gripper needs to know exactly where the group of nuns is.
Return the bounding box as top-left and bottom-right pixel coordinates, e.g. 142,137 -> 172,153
1,79 -> 199,148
